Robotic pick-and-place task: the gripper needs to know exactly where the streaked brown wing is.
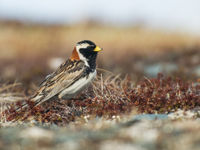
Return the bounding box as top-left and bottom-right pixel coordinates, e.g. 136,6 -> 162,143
32,59 -> 86,105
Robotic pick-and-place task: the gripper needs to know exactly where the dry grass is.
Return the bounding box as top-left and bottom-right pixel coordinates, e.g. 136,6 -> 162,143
0,22 -> 200,83
0,83 -> 25,123
0,73 -> 199,125
0,22 -> 199,58
0,22 -> 200,125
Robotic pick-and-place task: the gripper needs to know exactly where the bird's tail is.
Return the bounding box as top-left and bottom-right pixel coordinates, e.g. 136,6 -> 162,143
13,94 -> 45,112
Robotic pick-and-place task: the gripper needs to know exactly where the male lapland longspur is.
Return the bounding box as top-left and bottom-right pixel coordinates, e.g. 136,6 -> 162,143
18,40 -> 102,110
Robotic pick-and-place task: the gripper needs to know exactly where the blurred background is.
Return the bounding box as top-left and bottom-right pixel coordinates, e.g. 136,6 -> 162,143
0,0 -> 200,87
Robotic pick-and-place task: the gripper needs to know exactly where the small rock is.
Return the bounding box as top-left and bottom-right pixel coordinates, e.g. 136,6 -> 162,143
20,127 -> 53,140
144,63 -> 178,77
168,109 -> 200,120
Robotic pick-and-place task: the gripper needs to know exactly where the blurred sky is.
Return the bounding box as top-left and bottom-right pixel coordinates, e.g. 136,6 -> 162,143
0,0 -> 200,34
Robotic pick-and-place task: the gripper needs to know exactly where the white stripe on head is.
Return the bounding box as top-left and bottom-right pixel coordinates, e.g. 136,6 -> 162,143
76,43 -> 90,49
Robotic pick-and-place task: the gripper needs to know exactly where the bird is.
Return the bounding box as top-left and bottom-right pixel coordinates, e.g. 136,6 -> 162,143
17,40 -> 102,111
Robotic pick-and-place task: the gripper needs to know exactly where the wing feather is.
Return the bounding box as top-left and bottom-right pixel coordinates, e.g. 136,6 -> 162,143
31,59 -> 86,105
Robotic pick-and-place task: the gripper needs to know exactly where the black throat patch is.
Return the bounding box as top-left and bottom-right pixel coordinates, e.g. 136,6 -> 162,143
79,49 -> 98,71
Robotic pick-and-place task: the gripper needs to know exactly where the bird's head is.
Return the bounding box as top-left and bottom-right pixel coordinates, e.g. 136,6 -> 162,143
70,40 -> 102,66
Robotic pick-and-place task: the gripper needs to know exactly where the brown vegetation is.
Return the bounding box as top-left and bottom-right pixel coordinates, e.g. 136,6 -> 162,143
0,22 -> 200,125
2,73 -> 199,125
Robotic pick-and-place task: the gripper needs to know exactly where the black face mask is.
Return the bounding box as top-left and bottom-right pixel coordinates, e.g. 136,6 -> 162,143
79,47 -> 98,71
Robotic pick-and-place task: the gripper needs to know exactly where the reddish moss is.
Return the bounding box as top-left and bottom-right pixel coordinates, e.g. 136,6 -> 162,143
4,74 -> 200,125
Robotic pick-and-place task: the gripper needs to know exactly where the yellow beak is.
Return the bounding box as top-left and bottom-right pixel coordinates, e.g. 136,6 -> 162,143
93,46 -> 103,52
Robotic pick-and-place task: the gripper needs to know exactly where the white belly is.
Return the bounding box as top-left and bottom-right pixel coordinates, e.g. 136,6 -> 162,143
58,71 -> 96,99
